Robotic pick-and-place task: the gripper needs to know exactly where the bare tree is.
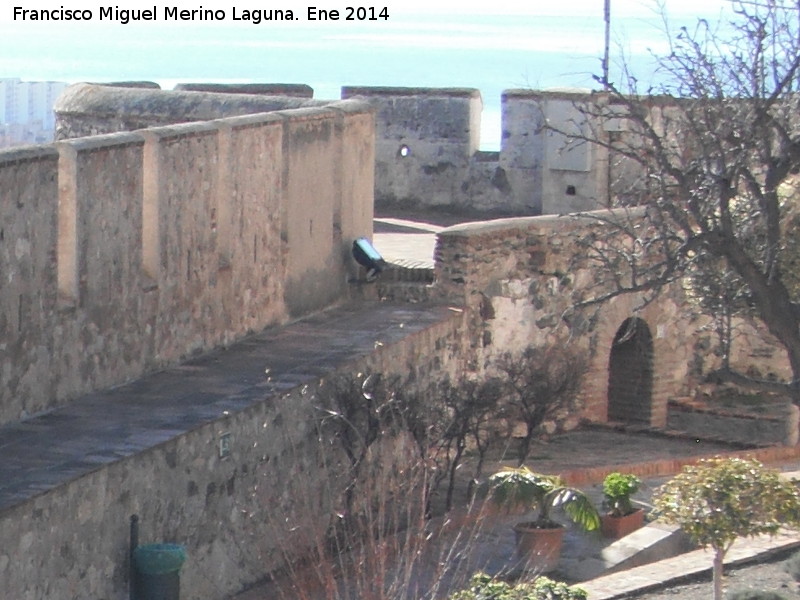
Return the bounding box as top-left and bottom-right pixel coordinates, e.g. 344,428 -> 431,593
241,377 -> 499,600
569,0 -> 800,403
495,345 -> 588,465
436,377 -> 504,511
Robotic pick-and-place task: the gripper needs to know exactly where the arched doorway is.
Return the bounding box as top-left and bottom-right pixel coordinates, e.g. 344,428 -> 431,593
607,317 -> 654,424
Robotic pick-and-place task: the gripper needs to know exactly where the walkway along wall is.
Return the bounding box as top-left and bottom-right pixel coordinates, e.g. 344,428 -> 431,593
0,303 -> 467,600
0,98 -> 374,427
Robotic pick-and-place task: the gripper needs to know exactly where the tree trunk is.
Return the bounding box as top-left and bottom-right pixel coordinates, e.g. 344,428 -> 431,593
713,547 -> 725,600
718,237 -> 800,407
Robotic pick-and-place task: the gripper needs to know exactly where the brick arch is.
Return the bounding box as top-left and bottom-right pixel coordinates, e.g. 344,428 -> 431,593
606,317 -> 654,424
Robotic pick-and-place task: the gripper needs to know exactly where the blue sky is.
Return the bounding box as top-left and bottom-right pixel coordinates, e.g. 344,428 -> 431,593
1,0 -> 735,149
1,0 -> 734,73
1,0 -> 731,24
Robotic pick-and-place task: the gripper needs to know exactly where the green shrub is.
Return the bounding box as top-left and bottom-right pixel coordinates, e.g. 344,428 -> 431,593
488,467 -> 600,531
655,457 -> 800,600
532,577 -> 588,600
449,573 -> 587,600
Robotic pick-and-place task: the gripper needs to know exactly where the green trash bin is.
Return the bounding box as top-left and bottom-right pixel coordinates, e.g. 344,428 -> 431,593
133,543 -> 186,600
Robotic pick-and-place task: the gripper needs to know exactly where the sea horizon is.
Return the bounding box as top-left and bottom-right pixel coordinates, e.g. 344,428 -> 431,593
1,2 -> 732,150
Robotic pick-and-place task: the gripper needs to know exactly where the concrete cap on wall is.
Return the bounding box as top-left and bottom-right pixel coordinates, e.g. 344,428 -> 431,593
438,206 -> 648,238
55,130 -> 145,152
325,98 -> 377,115
502,88 -> 595,102
502,88 -> 682,108
174,82 -> 314,98
438,215 -> 564,238
342,86 -> 482,100
0,143 -> 60,165
97,81 -> 161,89
53,82 -> 327,123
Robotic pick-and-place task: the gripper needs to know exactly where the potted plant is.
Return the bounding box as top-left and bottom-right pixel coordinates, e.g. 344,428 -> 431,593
600,472 -> 645,538
488,466 -> 600,572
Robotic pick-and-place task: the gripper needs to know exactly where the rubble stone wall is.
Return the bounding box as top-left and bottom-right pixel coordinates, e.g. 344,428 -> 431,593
432,211 -> 790,429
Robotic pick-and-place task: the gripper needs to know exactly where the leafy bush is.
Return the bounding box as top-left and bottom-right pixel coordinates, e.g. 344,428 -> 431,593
532,577 -> 588,600
449,572 -> 587,600
654,457 -> 800,600
602,472 -> 641,517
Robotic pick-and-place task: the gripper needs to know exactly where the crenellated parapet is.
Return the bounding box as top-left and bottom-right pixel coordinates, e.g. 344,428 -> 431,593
53,83 -> 617,216
0,93 -> 375,426
341,86 -> 612,215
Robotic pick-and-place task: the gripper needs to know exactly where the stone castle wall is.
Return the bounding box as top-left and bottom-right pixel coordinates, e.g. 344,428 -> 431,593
54,83 -> 612,216
342,87 -> 608,215
46,81 -> 792,412
1,81 -> 795,600
432,211 -> 792,430
433,211 -> 687,428
0,306 -> 467,600
0,97 -> 374,427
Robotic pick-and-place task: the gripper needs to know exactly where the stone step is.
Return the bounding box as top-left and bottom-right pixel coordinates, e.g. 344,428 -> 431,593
567,520 -> 695,581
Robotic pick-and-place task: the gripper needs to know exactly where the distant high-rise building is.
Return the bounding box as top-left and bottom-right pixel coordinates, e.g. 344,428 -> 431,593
0,78 -> 68,147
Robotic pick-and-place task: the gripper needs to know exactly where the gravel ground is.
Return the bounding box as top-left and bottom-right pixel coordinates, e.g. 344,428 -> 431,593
631,551 -> 800,599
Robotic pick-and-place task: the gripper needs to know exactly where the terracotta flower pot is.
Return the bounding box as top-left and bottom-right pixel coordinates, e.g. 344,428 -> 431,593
601,507 -> 645,538
512,521 -> 565,572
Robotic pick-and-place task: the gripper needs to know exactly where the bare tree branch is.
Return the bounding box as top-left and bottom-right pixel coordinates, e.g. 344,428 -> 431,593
557,0 -> 800,401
